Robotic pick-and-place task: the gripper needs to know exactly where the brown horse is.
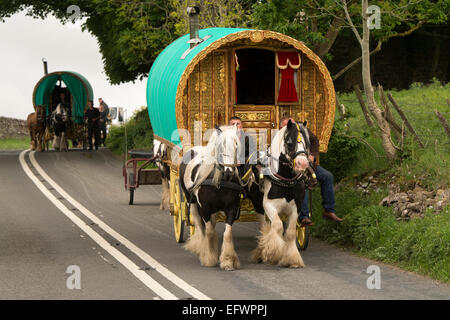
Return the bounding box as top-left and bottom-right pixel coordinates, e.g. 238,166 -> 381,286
27,105 -> 46,152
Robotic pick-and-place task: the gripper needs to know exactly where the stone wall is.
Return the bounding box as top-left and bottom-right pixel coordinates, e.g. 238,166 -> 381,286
0,117 -> 28,138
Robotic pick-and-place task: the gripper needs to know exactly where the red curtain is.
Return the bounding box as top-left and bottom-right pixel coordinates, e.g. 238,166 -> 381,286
277,52 -> 301,103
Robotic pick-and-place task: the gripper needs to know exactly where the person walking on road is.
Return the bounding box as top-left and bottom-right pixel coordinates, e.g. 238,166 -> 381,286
98,103 -> 108,146
84,100 -> 101,151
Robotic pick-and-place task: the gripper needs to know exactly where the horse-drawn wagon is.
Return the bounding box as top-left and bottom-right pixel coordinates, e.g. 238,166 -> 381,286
147,22 -> 336,268
32,71 -> 94,150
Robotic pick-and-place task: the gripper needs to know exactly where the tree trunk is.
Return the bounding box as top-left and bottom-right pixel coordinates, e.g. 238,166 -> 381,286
434,110 -> 450,140
316,17 -> 344,59
387,93 -> 425,148
354,84 -> 374,127
360,0 -> 396,160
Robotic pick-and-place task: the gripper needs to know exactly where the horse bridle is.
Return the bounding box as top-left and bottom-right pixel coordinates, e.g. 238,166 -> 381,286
283,122 -> 310,168
272,122 -> 312,183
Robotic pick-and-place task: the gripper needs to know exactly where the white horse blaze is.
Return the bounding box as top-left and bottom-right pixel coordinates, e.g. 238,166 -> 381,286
294,155 -> 309,172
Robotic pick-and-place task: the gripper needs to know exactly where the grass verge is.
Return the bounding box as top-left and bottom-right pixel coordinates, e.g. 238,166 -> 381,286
0,137 -> 30,150
310,80 -> 450,283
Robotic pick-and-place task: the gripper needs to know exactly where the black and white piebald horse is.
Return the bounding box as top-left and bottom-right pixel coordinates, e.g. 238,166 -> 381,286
253,120 -> 311,268
51,103 -> 70,152
180,125 -> 243,270
153,139 -> 170,210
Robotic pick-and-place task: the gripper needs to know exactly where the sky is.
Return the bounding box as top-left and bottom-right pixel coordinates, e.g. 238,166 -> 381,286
0,11 -> 148,120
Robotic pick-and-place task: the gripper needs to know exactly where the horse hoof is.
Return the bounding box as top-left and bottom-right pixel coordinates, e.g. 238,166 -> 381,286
279,255 -> 304,268
250,248 -> 263,263
220,255 -> 240,271
220,263 -> 235,271
280,260 -> 304,268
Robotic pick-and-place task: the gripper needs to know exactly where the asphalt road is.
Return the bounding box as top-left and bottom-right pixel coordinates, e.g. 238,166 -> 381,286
0,149 -> 448,300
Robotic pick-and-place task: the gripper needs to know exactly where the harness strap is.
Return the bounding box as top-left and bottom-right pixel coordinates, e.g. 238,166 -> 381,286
265,173 -> 306,188
200,179 -> 244,193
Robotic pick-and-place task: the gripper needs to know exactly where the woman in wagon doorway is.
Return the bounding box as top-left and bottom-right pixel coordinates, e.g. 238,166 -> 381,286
279,117 -> 343,225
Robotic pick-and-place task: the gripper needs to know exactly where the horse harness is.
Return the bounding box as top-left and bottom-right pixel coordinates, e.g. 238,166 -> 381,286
266,122 -> 316,189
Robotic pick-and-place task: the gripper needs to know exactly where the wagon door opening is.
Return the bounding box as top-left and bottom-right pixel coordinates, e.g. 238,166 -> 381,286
234,48 -> 275,147
235,49 -> 274,105
50,80 -> 73,117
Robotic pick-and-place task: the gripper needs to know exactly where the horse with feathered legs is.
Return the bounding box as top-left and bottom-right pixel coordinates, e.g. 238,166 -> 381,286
27,105 -> 46,152
252,120 -> 311,268
51,103 -> 70,152
180,125 -> 244,271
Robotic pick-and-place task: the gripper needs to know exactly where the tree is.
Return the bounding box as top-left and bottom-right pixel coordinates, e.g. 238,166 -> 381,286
170,0 -> 252,35
251,0 -> 347,60
335,0 -> 448,160
251,0 -> 448,160
251,0 -> 449,79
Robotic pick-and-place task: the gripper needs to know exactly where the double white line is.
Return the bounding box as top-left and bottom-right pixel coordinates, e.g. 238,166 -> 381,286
19,150 -> 210,300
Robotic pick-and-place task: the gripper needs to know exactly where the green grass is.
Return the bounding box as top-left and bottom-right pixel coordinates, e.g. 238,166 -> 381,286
310,195 -> 450,282
337,79 -> 450,189
0,137 -> 30,150
106,107 -> 155,156
310,80 -> 450,282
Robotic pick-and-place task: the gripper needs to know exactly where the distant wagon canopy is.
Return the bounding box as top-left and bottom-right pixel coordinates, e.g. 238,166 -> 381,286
147,28 -> 335,153
33,71 -> 94,124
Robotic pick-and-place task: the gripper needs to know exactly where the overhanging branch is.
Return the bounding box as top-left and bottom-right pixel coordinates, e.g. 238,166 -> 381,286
332,40 -> 382,81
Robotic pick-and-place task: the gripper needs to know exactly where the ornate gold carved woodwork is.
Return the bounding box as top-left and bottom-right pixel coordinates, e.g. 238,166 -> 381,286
200,54 -> 213,133
188,64 -> 200,145
239,198 -> 255,213
302,71 -> 309,91
235,111 -> 271,122
233,105 -> 274,146
194,113 -> 208,133
250,31 -> 265,43
176,30 -> 335,153
296,111 -> 311,122
213,52 -> 226,126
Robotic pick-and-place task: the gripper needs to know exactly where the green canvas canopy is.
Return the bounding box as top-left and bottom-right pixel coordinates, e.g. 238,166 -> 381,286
147,28 -> 249,147
33,71 -> 94,124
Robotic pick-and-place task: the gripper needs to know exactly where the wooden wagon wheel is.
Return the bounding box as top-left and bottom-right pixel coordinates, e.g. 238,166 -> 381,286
128,172 -> 135,205
296,223 -> 310,251
296,189 -> 313,250
180,185 -> 196,238
172,177 -> 185,243
188,213 -> 195,237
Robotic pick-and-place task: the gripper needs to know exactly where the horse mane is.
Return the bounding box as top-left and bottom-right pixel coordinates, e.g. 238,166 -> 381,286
269,126 -> 287,174
191,125 -> 238,190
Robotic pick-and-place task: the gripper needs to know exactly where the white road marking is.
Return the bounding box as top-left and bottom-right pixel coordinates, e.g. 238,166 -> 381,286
19,150 -> 177,300
25,150 -> 211,300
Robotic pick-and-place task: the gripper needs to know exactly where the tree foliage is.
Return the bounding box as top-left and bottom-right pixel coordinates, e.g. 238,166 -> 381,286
170,0 -> 252,35
0,0 -> 448,84
251,0 -> 449,60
